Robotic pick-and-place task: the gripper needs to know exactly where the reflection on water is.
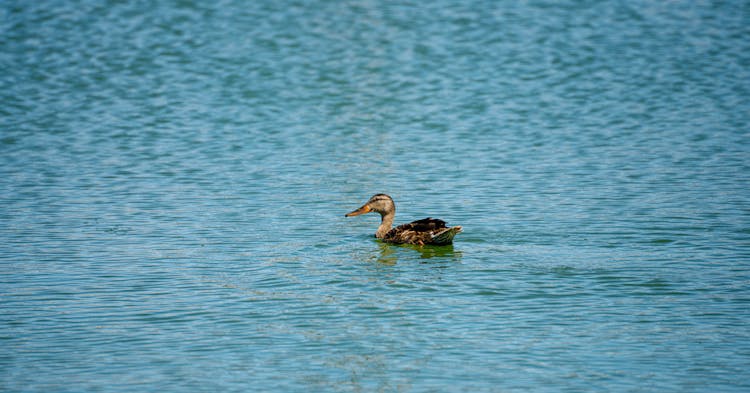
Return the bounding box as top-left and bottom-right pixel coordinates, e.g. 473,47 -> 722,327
374,241 -> 398,265
373,241 -> 463,265
414,244 -> 462,261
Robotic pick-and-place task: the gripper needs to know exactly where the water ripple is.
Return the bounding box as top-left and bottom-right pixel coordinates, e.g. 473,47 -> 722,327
2,0 -> 750,392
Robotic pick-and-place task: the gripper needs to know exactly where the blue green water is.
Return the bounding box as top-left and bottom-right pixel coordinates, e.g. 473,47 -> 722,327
2,1 -> 750,391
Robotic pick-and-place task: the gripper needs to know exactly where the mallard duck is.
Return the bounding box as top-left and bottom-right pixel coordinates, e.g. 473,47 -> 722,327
345,194 -> 462,245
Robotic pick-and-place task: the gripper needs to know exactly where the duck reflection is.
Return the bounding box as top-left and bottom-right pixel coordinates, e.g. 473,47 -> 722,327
374,241 -> 398,265
372,241 -> 463,265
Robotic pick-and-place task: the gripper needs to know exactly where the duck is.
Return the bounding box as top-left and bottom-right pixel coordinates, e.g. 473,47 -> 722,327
345,194 -> 462,245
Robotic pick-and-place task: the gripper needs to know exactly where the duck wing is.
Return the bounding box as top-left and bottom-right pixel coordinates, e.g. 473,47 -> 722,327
383,218 -> 460,245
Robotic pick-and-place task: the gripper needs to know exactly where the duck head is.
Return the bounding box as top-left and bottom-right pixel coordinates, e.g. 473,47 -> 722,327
345,194 -> 395,217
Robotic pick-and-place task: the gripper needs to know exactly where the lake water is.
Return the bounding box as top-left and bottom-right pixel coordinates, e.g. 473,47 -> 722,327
2,1 -> 749,391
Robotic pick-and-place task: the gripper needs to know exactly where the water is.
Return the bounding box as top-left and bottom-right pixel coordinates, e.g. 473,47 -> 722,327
2,0 -> 749,391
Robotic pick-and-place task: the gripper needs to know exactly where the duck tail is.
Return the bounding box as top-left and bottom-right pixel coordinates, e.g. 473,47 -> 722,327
431,226 -> 462,245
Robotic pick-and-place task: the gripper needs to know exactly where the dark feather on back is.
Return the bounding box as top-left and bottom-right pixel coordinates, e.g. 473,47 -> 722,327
383,217 -> 447,244
402,218 -> 446,231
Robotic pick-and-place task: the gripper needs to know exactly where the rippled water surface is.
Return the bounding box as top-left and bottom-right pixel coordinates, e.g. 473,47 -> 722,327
2,1 -> 750,391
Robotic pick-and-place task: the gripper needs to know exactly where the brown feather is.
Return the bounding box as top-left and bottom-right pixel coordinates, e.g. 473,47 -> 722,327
383,218 -> 460,245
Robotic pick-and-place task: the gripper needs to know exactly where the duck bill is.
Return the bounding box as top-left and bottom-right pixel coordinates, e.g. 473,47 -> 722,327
345,204 -> 371,217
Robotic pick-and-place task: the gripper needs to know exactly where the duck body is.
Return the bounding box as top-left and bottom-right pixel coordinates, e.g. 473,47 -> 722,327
383,217 -> 462,245
345,194 -> 462,246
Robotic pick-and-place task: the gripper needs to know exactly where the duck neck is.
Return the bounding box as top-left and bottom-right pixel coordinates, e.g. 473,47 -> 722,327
376,211 -> 395,239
